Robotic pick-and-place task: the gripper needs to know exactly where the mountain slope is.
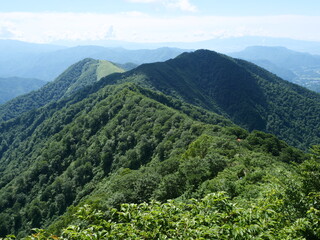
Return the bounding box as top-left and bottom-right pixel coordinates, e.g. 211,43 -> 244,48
0,82 -> 231,237
100,49 -> 320,149
0,77 -> 45,104
0,58 -> 124,122
0,81 -> 306,238
230,46 -> 320,92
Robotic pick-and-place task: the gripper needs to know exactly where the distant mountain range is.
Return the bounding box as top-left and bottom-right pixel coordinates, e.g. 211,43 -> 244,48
0,40 -> 186,81
53,36 -> 320,54
0,77 -> 45,104
230,46 -> 320,92
3,37 -> 320,82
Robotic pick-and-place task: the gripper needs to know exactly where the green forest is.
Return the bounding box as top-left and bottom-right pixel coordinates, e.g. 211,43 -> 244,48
0,50 -> 320,239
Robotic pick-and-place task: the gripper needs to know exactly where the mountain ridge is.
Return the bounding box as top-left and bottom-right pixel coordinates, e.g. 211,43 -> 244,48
98,49 -> 320,149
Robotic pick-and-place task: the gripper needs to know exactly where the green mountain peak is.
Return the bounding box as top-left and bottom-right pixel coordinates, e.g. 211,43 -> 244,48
100,49 -> 320,149
0,58 -> 125,122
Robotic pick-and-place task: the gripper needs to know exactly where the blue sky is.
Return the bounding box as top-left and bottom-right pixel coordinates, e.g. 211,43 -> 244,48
0,0 -> 319,43
2,0 -> 320,16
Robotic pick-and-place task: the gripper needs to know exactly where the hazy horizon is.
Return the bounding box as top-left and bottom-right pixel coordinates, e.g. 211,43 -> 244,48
0,0 -> 320,45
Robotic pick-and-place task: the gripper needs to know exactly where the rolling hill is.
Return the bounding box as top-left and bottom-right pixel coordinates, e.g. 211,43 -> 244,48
0,77 -> 45,104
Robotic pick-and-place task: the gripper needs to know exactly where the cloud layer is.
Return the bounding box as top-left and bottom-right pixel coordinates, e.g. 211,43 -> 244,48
0,12 -> 320,43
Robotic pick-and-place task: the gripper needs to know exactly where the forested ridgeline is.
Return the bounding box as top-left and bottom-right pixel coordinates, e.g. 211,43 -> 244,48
99,49 -> 320,149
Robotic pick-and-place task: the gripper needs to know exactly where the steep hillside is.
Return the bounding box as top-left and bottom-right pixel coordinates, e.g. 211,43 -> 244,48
0,77 -> 45,104
0,82 -> 307,238
0,58 -> 124,122
230,46 -> 320,92
100,49 -> 320,149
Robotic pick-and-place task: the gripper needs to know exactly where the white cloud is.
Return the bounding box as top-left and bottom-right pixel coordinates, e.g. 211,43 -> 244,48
104,25 -> 115,39
0,25 -> 15,38
0,12 -> 319,43
126,0 -> 197,12
0,19 -> 20,39
166,0 -> 197,12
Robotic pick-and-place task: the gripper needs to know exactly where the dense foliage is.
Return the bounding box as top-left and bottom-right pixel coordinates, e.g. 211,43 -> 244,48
3,149 -> 320,239
0,82 -> 229,237
0,80 -> 307,238
10,189 -> 320,240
